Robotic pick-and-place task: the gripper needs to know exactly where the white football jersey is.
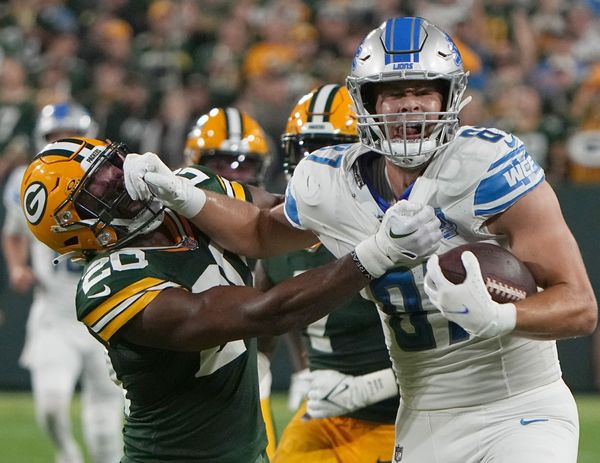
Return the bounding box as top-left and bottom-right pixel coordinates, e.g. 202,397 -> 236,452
284,126 -> 561,410
3,166 -> 83,328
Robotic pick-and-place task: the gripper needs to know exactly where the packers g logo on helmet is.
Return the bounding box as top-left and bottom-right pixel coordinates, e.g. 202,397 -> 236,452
281,84 -> 358,177
23,182 -> 48,225
21,137 -> 164,259
184,107 -> 271,185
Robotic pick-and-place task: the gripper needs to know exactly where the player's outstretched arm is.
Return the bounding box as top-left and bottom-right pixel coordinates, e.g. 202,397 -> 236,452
119,252 -> 369,350
123,152 -> 317,257
117,201 -> 427,350
196,193 -> 317,258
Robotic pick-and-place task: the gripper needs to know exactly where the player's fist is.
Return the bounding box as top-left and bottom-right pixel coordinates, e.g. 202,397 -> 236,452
354,200 -> 442,278
305,368 -> 398,419
306,370 -> 363,418
424,252 -> 517,338
123,153 -> 206,218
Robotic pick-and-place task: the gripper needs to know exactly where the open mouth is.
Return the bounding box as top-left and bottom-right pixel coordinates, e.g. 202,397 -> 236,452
404,122 -> 425,138
388,121 -> 428,140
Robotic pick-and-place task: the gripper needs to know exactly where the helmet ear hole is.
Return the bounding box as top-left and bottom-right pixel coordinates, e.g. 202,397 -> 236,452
64,236 -> 79,247
360,83 -> 376,114
434,79 -> 450,111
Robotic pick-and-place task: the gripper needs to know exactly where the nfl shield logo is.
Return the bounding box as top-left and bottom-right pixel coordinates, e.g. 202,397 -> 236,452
393,445 -> 404,462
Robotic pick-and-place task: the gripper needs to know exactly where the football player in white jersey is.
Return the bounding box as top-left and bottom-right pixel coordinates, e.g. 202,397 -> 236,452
2,102 -> 124,463
122,17 -> 597,463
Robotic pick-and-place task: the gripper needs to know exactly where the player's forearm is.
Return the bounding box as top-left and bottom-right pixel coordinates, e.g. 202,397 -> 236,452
189,190 -> 261,255
191,191 -> 313,258
513,282 -> 597,339
245,254 -> 369,334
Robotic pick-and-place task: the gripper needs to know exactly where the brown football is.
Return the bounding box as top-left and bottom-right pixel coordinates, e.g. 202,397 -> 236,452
437,242 -> 537,303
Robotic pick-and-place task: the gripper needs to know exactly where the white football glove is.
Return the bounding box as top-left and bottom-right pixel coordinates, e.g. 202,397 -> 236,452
305,368 -> 398,419
287,368 -> 311,411
354,200 -> 442,278
424,251 -> 517,338
123,152 -> 206,218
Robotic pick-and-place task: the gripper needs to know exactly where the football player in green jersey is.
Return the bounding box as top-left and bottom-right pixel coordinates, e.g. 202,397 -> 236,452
21,137 -> 440,462
259,84 -> 398,463
184,107 -> 280,459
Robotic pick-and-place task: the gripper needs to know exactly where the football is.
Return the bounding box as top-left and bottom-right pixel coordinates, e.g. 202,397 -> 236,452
437,242 -> 537,303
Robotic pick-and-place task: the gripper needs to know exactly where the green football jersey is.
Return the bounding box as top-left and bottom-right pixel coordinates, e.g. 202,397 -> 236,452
262,245 -> 398,423
76,166 -> 267,462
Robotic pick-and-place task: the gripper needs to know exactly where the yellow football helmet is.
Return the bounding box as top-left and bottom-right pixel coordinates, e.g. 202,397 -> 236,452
21,137 -> 164,259
184,107 -> 270,185
281,84 -> 358,176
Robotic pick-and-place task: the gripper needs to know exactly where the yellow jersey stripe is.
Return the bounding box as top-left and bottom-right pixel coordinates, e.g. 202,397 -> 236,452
91,281 -> 181,340
82,277 -> 165,326
230,181 -> 247,201
98,290 -> 161,342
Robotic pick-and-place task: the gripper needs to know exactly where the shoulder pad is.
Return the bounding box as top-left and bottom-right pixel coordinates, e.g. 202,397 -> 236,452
284,145 -> 350,228
431,126 -> 545,216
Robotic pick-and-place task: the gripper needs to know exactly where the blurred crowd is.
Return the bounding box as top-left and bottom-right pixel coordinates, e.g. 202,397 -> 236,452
1,0 -> 600,192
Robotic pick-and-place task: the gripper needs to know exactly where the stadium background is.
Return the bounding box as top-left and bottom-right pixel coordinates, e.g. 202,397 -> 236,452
0,0 -> 599,461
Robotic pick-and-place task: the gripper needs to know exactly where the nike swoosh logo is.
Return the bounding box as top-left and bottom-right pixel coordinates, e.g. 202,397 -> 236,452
87,284 -> 111,299
331,383 -> 350,398
389,230 -> 415,239
445,306 -> 469,314
520,418 -> 549,426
